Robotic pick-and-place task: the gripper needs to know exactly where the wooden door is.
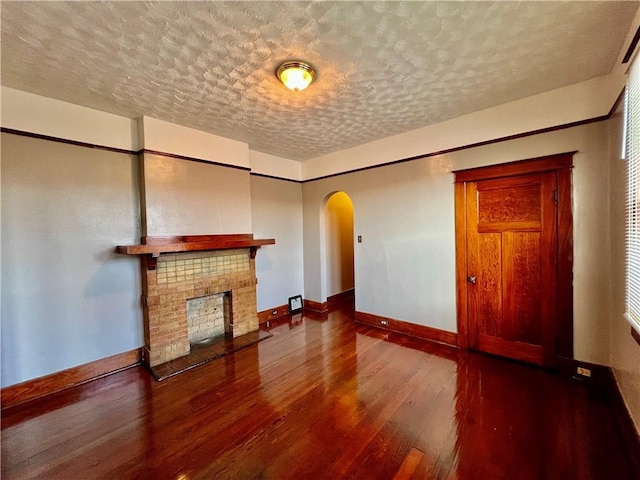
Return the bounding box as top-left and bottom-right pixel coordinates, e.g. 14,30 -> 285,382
467,172 -> 555,365
454,154 -> 574,368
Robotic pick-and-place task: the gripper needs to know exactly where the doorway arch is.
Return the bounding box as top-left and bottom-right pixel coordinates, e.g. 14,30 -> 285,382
322,191 -> 355,307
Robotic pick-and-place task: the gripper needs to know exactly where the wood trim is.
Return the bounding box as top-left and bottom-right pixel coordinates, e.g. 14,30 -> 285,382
303,299 -> 328,314
0,127 -> 137,155
623,24 -> 640,64
454,182 -> 469,349
557,357 -> 603,383
140,149 -> 251,171
0,129 -> 249,175
327,289 -> 355,306
249,172 -> 302,184
119,235 -> 274,254
453,152 -> 575,183
556,167 -> 574,360
138,153 -> 148,236
556,355 -> 637,461
257,304 -> 289,324
143,234 -> 255,245
464,182 -> 480,351
632,327 -> 640,347
606,369 -> 640,476
118,240 -> 275,255
558,354 -> 640,474
116,234 -> 275,267
1,348 -> 142,410
354,311 -> 458,347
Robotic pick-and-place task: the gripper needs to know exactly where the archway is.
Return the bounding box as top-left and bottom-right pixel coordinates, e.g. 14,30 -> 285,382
323,191 -> 355,308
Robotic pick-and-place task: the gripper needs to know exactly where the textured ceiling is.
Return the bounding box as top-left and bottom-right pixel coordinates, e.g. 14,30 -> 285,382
1,1 -> 638,161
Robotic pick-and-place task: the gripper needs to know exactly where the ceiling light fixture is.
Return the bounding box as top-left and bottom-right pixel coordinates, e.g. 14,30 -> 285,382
276,61 -> 316,92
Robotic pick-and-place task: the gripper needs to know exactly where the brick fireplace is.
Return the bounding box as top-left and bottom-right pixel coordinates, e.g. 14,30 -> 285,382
117,234 -> 275,367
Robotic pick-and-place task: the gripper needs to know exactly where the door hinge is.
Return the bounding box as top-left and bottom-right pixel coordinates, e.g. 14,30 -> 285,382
553,189 -> 558,205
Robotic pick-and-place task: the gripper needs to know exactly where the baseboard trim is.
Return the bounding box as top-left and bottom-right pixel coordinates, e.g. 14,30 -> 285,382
327,289 -> 355,306
557,357 -> 611,386
303,299 -> 328,314
1,348 -> 142,410
354,311 -> 458,347
604,367 -> 640,475
557,357 -> 640,476
631,326 -> 640,347
257,304 -> 289,325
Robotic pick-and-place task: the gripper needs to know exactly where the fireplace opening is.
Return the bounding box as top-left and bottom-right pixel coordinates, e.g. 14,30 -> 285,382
187,292 -> 231,345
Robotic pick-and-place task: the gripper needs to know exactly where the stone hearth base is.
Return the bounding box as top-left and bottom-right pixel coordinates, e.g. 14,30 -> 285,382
148,329 -> 272,381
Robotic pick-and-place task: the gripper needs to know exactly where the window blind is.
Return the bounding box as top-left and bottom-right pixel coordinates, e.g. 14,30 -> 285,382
625,54 -> 640,335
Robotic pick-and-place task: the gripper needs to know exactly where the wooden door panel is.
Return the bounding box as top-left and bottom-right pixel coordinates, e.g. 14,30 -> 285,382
467,172 -> 556,367
504,231 -> 543,346
477,336 -> 543,365
478,221 -> 541,233
477,232 -> 543,351
478,182 -> 541,225
477,233 -> 502,338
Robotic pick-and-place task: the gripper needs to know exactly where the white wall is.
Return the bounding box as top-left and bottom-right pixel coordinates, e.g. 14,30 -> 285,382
303,121 -> 613,363
1,86 -> 138,151
250,176 -> 304,310
303,158 -> 457,332
324,192 -> 354,297
1,133 -> 142,387
142,153 -> 252,236
249,150 -> 302,182
139,116 -> 249,169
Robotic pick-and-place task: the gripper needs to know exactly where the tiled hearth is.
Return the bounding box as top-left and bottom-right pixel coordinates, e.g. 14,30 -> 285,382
117,234 -> 275,374
149,329 -> 272,381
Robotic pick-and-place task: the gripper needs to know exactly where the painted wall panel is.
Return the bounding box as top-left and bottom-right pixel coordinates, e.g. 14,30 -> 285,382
249,150 -> 302,182
250,176 -> 304,311
1,87 -> 138,151
143,153 -> 252,236
303,159 -> 457,332
140,116 -> 249,169
1,133 -> 142,387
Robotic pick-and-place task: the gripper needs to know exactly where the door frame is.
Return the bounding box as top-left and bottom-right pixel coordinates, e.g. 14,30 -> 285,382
453,152 -> 575,365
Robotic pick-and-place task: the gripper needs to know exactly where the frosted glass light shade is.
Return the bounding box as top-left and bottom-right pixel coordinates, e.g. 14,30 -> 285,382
276,61 -> 316,92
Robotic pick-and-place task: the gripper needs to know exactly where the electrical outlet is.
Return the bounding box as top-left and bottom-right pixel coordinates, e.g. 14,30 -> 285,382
577,366 -> 591,377
381,319 -> 388,326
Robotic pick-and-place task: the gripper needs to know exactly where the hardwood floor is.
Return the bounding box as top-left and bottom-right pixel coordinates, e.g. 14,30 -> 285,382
1,305 -> 635,479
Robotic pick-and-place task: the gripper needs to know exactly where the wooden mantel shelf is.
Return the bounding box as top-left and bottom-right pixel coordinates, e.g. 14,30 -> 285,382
116,234 -> 275,270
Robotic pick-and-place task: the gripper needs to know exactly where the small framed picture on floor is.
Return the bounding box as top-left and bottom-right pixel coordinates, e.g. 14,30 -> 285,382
288,295 -> 303,314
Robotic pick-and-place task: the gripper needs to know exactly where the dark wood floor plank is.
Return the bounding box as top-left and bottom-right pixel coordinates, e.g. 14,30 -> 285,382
394,448 -> 426,480
200,332 -> 404,478
1,306 -> 636,479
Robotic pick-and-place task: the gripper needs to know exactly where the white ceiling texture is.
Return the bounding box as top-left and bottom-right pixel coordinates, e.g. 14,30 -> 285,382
1,1 -> 638,161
